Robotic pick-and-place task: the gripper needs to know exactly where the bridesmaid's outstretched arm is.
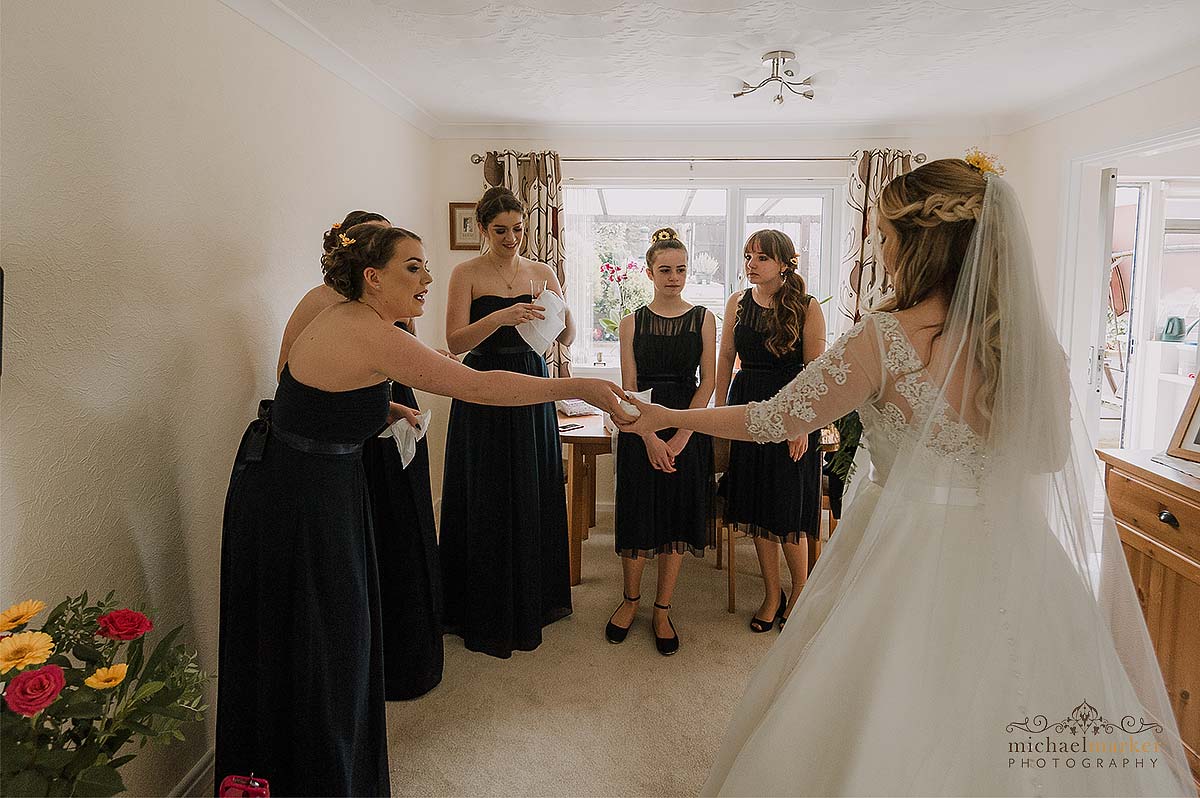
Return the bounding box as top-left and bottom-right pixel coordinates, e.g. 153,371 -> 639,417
367,323 -> 630,418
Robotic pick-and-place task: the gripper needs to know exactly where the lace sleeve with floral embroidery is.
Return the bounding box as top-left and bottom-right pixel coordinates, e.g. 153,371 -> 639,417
745,316 -> 883,444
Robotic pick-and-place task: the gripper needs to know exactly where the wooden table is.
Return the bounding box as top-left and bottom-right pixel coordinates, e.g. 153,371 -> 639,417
558,413 -> 612,586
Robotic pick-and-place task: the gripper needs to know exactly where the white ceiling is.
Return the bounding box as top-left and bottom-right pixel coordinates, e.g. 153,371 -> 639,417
223,0 -> 1200,138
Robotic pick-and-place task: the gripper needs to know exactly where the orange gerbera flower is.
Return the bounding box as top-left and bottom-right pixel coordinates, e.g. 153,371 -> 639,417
0,631 -> 55,673
0,599 -> 46,633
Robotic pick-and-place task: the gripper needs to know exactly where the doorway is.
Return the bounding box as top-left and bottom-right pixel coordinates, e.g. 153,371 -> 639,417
1058,128 -> 1200,454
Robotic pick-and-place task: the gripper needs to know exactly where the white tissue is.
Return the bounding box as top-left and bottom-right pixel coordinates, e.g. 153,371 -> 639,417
515,290 -> 567,354
378,409 -> 432,468
619,388 -> 652,418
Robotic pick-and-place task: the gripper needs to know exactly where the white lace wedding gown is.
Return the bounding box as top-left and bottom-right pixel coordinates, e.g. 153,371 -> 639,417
701,311 -> 1195,797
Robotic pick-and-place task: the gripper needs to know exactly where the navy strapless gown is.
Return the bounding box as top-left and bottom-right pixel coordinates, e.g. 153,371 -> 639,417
439,294 -> 571,659
216,365 -> 390,797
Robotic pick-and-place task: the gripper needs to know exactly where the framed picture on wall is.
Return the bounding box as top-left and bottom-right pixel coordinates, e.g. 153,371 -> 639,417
1168,376 -> 1200,462
449,203 -> 480,251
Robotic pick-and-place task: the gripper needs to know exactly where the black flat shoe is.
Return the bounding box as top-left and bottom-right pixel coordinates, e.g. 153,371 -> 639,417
605,593 -> 639,644
653,602 -> 679,656
749,589 -> 787,633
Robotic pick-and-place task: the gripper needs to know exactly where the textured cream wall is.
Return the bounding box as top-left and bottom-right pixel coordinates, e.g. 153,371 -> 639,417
0,1 -> 434,793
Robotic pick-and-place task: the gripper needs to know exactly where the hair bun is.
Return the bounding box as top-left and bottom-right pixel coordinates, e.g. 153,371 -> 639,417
651,227 -> 679,243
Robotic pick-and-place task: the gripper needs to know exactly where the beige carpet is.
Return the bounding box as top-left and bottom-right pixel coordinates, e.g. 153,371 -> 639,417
385,526 -> 786,797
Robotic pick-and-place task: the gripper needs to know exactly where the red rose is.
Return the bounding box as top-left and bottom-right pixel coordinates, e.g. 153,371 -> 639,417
96,609 -> 153,641
4,664 -> 65,716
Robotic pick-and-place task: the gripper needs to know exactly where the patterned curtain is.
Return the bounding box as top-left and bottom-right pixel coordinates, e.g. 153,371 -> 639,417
836,149 -> 919,330
482,150 -> 570,377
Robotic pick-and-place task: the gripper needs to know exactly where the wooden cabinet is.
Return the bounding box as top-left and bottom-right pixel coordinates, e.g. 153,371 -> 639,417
1098,449 -> 1200,784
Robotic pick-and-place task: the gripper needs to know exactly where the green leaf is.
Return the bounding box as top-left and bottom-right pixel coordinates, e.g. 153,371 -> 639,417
1,735 -> 35,772
33,748 -> 76,771
45,599 -> 70,628
122,720 -> 156,737
139,626 -> 182,679
70,763 -> 125,797
130,680 -> 165,704
47,777 -> 73,797
62,741 -> 100,779
71,644 -> 104,665
60,703 -> 104,720
4,769 -> 50,796
107,755 -> 135,770
124,637 -> 144,682
145,703 -> 196,721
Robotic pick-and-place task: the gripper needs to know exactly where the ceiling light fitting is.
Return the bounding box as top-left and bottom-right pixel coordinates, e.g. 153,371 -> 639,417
733,50 -> 814,105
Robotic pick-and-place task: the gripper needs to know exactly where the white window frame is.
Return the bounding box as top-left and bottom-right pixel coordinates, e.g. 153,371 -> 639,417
564,178 -> 846,377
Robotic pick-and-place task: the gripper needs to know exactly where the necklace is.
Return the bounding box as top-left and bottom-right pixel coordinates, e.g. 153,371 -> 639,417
489,256 -> 519,291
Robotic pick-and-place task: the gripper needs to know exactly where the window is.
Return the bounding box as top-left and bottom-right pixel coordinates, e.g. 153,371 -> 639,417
564,183 -> 839,368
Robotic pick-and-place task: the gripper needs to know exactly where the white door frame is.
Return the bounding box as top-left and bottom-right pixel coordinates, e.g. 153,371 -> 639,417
1055,123 -> 1200,444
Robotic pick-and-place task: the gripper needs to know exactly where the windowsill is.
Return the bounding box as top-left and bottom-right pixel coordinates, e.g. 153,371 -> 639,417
570,364 -> 621,381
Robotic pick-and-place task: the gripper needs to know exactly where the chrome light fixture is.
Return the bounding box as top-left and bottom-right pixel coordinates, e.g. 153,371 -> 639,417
733,50 -> 814,105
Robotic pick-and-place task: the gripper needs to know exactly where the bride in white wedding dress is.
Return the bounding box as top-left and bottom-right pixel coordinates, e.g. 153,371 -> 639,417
619,159 -> 1195,797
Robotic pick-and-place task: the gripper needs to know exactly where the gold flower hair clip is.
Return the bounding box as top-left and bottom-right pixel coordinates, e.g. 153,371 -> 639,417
789,255 -> 800,266
652,229 -> 679,242
965,147 -> 1006,177
331,221 -> 342,230
338,233 -> 356,247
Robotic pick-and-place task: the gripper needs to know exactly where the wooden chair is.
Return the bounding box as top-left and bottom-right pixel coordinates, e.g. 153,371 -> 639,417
711,437 -> 739,612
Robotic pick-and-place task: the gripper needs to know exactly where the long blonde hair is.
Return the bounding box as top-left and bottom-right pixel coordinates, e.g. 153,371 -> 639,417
877,158 -> 997,417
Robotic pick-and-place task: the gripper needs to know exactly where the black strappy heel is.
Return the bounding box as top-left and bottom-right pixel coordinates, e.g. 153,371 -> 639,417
605,593 -> 639,644
779,588 -> 797,631
653,602 -> 679,656
749,589 -> 787,634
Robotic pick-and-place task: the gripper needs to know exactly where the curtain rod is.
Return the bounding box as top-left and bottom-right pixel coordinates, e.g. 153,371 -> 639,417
470,152 -> 928,165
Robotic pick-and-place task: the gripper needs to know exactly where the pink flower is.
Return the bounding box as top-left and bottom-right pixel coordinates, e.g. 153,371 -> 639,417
4,664 -> 65,716
97,609 -> 153,641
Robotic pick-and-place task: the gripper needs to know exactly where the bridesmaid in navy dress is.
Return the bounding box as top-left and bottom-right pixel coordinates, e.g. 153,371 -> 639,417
716,229 -> 827,632
607,227 -> 716,655
217,223 -> 625,795
440,186 -> 577,659
277,211 -> 443,699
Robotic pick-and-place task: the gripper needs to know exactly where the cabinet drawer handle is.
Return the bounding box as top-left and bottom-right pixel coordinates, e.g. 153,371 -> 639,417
1158,510 -> 1180,528
1181,690 -> 1191,702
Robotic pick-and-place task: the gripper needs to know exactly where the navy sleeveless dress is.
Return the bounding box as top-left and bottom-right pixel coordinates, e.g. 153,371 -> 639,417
216,365 -> 389,797
721,290 -> 822,542
439,294 -> 571,659
614,305 -> 714,558
361,324 -> 442,699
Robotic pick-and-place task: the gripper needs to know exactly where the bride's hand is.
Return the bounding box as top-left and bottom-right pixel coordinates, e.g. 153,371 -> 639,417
615,397 -> 671,436
788,435 -> 808,461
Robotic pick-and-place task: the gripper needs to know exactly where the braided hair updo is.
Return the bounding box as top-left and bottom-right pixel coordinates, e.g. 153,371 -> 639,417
876,158 -> 986,312
320,223 -> 421,301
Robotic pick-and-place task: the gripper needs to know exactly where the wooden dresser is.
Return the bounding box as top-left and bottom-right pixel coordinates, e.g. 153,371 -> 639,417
1098,449 -> 1200,783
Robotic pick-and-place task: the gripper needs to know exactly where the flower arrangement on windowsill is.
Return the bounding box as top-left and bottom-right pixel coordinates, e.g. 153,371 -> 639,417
598,260 -> 649,337
0,593 -> 209,797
